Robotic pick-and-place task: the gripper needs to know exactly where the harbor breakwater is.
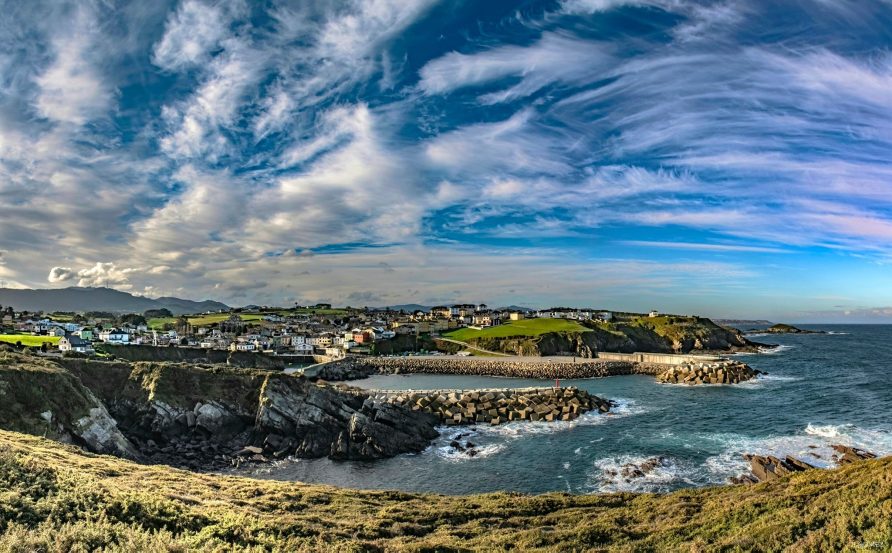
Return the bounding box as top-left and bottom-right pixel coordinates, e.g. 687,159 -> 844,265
371,387 -> 611,426
316,357 -> 643,380
314,354 -> 761,385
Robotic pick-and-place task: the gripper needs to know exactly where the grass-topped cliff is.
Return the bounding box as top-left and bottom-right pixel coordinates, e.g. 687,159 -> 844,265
442,315 -> 763,356
1,430 -> 890,551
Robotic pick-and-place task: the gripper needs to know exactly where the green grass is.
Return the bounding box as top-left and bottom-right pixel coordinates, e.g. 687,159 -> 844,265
0,335 -> 61,347
147,310 -> 349,330
444,318 -> 590,341
148,313 -> 265,330
0,429 -> 891,551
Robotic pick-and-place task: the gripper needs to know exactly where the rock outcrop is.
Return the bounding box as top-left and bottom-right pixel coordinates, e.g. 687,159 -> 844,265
8,354 -> 440,470
758,324 -> 825,335
733,445 -> 877,484
654,360 -> 762,385
377,387 -> 610,426
257,377 -> 439,461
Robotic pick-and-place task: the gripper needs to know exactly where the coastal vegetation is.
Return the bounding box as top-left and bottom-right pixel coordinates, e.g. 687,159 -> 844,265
1,429 -> 890,551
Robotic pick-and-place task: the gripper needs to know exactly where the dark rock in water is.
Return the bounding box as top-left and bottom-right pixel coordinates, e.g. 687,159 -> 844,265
466,449 -> 477,457
831,444 -> 877,465
465,441 -> 476,449
449,440 -> 464,451
619,456 -> 667,480
739,447 -> 875,484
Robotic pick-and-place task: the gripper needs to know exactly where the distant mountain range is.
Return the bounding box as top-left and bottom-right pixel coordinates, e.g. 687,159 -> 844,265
0,287 -> 229,315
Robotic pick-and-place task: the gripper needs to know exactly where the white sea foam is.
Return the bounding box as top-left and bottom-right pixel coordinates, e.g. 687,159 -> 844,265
826,331 -> 850,335
759,344 -> 795,355
589,455 -> 696,493
734,373 -> 802,389
426,398 -> 645,462
701,424 -> 892,482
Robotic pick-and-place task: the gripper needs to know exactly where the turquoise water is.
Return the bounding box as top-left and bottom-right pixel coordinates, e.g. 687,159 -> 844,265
241,325 -> 892,494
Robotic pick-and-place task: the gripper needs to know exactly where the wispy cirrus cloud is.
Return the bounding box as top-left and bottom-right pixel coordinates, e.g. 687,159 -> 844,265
1,0 -> 892,317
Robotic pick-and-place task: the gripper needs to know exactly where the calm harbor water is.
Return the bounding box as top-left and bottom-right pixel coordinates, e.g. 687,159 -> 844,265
239,325 -> 892,494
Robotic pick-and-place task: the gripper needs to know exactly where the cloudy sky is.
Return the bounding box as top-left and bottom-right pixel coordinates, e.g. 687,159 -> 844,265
1,0 -> 891,320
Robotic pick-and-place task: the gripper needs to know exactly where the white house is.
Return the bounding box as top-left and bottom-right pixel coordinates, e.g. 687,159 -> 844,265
58,335 -> 94,354
98,329 -> 130,345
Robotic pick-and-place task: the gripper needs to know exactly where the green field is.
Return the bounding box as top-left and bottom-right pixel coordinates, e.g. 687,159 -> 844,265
443,318 -> 590,341
148,313 -> 265,330
0,335 -> 61,347
148,309 -> 348,330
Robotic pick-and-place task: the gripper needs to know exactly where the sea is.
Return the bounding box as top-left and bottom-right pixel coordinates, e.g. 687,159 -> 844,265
237,325 -> 892,495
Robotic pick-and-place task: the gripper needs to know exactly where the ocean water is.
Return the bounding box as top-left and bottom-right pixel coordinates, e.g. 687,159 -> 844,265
239,325 -> 892,494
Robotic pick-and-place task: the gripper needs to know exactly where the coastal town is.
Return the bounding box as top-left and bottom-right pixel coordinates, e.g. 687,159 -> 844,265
0,303 -> 628,358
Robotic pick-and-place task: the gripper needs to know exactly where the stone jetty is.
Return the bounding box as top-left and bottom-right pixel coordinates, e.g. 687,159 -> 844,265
372,387 -> 611,426
654,360 -> 761,385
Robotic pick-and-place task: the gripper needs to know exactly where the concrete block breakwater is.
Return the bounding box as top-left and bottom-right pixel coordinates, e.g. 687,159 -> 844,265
316,355 -> 761,386
373,387 -> 611,426
655,360 -> 762,385
326,357 -> 645,380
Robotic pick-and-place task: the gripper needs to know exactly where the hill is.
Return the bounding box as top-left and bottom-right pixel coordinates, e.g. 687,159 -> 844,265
443,315 -> 765,356
0,430 -> 890,551
0,286 -> 228,315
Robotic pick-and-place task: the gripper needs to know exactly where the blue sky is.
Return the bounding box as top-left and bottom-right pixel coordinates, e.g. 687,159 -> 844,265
1,0 -> 892,321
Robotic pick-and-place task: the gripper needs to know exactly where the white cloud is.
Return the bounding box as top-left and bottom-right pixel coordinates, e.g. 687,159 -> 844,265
47,263 -> 138,288
33,7 -> 115,125
152,0 -> 240,71
418,33 -> 612,102
159,37 -> 268,159
47,267 -> 75,283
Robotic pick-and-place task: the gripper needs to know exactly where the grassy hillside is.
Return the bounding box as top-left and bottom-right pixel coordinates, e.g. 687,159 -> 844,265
441,316 -> 757,356
0,430 -> 890,551
444,318 -> 590,341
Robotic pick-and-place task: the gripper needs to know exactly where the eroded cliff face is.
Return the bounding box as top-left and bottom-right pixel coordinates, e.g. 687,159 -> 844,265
5,353 -> 439,470
0,351 -> 139,460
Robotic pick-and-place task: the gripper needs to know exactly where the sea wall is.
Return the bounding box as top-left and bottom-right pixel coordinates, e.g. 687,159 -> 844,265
374,387 -> 611,426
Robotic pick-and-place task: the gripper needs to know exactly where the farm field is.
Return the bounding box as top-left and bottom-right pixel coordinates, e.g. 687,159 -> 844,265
0,335 -> 61,347
147,308 -> 347,329
443,318 -> 590,342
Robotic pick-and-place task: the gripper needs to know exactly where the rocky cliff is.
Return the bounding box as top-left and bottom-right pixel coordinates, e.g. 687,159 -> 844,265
2,351 -> 439,470
0,350 -> 138,460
